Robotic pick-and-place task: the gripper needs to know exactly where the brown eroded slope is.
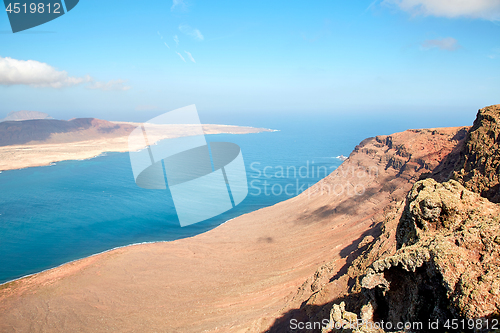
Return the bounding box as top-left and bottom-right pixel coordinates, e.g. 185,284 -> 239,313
0,126 -> 467,333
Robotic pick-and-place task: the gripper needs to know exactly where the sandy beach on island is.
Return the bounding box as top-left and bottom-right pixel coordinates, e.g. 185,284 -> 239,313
0,122 -> 271,171
0,127 -> 467,332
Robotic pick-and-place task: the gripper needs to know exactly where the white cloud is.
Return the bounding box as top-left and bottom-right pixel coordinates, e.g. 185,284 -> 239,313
179,24 -> 204,41
176,51 -> 186,62
184,51 -> 196,63
174,35 -> 179,46
0,56 -> 131,91
421,37 -> 461,51
164,42 -> 170,49
157,31 -> 163,39
0,56 -> 90,88
171,0 -> 186,11
383,0 -> 500,20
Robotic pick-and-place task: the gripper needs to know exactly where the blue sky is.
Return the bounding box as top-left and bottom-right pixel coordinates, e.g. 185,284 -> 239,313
0,0 -> 499,123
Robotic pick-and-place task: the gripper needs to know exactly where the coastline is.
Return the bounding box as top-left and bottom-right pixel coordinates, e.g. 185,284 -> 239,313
0,127 -> 467,332
0,123 -> 272,172
0,215 -> 241,287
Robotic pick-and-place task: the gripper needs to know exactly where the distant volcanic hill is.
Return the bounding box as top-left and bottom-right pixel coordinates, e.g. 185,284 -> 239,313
1,111 -> 53,122
0,118 -> 135,146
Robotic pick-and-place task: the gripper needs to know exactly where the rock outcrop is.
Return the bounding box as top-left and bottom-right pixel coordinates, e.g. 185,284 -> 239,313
362,179 -> 500,329
453,105 -> 500,203
316,105 -> 500,333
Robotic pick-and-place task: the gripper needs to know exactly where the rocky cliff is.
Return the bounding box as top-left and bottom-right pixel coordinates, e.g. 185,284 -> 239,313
263,126 -> 470,332
0,124 -> 466,332
452,105 -> 500,203
0,106 -> 495,333
362,179 -> 500,330
292,105 -> 500,333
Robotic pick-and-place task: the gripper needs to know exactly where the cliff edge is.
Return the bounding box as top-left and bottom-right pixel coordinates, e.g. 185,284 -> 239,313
292,105 -> 500,333
0,121 -> 467,332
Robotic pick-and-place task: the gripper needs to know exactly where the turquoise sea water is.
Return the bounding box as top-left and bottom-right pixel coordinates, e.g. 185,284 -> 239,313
0,113 -> 472,284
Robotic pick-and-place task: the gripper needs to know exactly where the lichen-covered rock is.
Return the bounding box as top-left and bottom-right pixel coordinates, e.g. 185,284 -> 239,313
360,178 -> 500,328
396,178 -> 478,249
342,310 -> 357,323
322,301 -> 384,333
453,104 -> 500,203
360,273 -> 389,290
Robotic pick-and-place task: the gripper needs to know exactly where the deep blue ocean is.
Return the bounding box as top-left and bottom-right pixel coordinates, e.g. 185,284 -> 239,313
0,112 -> 474,284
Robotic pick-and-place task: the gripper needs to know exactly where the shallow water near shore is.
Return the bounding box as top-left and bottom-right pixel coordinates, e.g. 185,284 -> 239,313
0,113 -> 472,284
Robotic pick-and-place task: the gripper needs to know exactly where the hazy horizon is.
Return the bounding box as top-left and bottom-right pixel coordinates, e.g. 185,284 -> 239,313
1,0 -> 499,123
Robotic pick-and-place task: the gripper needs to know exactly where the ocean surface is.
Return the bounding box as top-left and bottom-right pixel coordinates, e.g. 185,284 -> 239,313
0,113 -> 472,284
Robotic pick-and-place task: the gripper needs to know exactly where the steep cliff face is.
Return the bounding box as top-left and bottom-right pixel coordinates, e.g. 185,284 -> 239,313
317,105 -> 500,333
453,105 -> 500,203
362,179 -> 500,327
0,107 -> 495,333
0,125 -> 467,333
264,127 -> 468,333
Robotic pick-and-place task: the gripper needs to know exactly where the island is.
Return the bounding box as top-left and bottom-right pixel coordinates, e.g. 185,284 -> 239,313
0,117 -> 272,171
